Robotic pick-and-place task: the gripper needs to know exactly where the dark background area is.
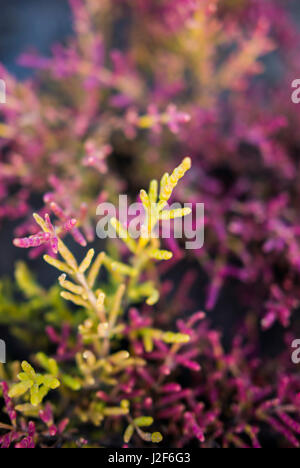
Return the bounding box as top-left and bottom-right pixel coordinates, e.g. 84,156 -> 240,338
0,0 -> 73,280
0,0 -> 72,78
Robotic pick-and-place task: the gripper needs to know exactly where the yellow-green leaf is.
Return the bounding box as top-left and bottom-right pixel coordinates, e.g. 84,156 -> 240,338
124,424 -> 134,444
8,381 -> 32,398
21,361 -> 36,379
134,416 -> 154,427
62,375 -> 81,391
151,432 -> 163,443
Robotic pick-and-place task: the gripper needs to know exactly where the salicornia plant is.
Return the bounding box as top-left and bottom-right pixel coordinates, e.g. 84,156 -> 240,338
1,0 -> 300,449
0,159 -> 193,448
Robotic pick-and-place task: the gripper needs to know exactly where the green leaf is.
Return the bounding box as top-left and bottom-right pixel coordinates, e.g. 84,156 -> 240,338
21,361 -> 36,380
42,375 -> 60,390
124,424 -> 135,444
15,262 -> 43,298
36,353 -> 59,376
151,432 -> 163,443
134,416 -> 154,427
38,385 -> 49,403
30,384 -> 40,406
62,375 -> 81,391
8,381 -> 32,398
17,372 -> 30,382
162,332 -> 190,344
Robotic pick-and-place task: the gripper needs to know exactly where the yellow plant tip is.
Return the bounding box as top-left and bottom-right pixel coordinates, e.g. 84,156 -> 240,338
52,379 -> 60,390
17,372 -> 29,381
151,432 -> 163,443
162,332 -> 190,344
82,350 -> 96,365
110,351 -> 130,363
110,218 -> 137,253
44,376 -> 60,390
183,207 -> 192,216
169,157 -> 192,185
134,416 -> 154,427
36,353 -> 59,376
15,261 -> 43,298
59,273 -> 67,282
33,213 -> 48,232
160,173 -> 169,189
160,158 -> 192,202
60,291 -> 90,308
182,156 -> 192,170
159,173 -> 170,201
157,200 -> 168,212
149,180 -> 158,203
124,424 -> 134,444
140,189 -> 150,210
87,251 -> 105,288
112,261 -> 137,276
143,334 -> 154,353
103,407 -> 130,416
160,207 -> 192,220
15,404 -> 40,415
79,249 -> 95,273
138,115 -> 155,128
109,284 -> 126,328
43,255 -> 74,275
59,275 -> 84,295
30,385 -> 40,406
146,289 -> 160,306
104,256 -> 138,277
96,291 -> 106,311
57,239 -> 78,271
21,361 -> 36,379
8,381 -> 32,399
121,399 -> 130,409
62,375 -> 81,391
149,249 -> 173,261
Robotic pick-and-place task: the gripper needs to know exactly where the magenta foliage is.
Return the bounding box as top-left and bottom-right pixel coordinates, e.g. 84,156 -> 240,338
46,324 -> 82,361
0,384 -> 36,448
1,382 -> 16,425
1,0 -> 300,449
